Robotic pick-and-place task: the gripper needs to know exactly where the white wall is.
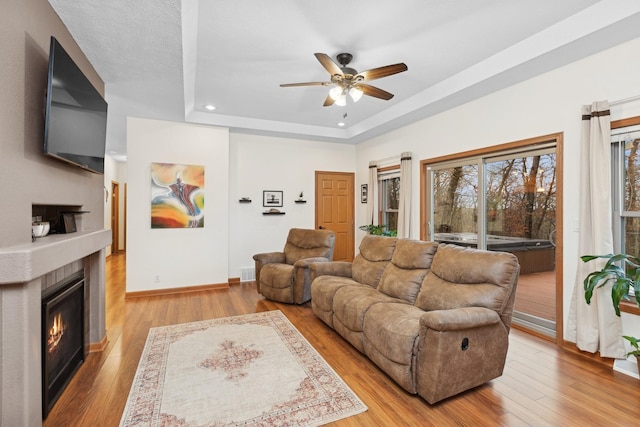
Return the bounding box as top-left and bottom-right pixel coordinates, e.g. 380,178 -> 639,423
126,118 -> 229,292
228,133 -> 356,278
355,36 -> 640,343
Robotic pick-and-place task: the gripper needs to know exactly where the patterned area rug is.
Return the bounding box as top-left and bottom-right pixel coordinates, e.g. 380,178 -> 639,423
119,310 -> 367,426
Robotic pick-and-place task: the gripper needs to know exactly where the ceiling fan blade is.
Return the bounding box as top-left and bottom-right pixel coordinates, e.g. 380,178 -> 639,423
323,94 -> 336,107
356,63 -> 407,81
315,53 -> 344,77
280,82 -> 331,87
356,84 -> 394,100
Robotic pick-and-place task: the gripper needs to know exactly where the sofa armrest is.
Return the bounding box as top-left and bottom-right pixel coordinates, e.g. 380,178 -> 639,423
294,257 -> 330,268
309,261 -> 353,278
420,307 -> 501,332
253,252 -> 286,265
415,307 -> 509,404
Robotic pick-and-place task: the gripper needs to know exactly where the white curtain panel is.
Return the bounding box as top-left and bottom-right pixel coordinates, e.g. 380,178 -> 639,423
367,161 -> 379,225
567,101 -> 624,358
397,152 -> 412,238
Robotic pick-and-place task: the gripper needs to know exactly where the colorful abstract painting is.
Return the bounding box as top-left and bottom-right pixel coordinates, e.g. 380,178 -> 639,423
151,163 -> 204,228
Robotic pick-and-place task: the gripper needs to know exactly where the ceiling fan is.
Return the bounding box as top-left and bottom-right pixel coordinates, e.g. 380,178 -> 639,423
280,53 -> 408,107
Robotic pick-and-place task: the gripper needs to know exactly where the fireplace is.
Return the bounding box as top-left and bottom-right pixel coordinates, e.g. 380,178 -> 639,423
41,271 -> 85,417
0,229 -> 109,425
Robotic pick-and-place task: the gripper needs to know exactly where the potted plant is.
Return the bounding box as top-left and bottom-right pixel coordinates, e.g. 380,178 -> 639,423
359,224 -> 397,237
581,253 -> 640,367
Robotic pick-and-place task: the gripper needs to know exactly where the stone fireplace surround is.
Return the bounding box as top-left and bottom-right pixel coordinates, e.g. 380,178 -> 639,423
0,229 -> 110,426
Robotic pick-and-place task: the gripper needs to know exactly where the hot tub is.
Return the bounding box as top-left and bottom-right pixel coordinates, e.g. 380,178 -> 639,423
434,233 -> 555,274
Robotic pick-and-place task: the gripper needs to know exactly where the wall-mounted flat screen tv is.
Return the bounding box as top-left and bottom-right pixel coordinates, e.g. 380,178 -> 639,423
44,36 -> 107,174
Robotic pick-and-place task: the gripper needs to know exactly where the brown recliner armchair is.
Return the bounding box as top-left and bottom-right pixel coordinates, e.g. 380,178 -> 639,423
253,228 -> 336,304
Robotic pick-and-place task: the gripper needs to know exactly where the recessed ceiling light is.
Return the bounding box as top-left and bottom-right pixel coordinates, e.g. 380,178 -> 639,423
337,122 -> 346,127
204,104 -> 216,111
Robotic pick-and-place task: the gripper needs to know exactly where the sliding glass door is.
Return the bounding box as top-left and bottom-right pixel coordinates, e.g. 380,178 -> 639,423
426,143 -> 558,337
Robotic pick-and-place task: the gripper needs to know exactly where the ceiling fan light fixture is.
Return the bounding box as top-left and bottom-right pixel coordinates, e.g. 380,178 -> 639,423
349,87 -> 363,102
280,52 -> 407,107
329,86 -> 344,101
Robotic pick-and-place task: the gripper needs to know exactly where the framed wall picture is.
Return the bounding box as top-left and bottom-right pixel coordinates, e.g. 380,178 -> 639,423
361,184 -> 368,203
151,162 -> 205,228
263,190 -> 283,207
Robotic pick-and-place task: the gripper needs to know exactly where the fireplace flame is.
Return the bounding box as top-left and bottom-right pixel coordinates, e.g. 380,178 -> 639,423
48,312 -> 66,354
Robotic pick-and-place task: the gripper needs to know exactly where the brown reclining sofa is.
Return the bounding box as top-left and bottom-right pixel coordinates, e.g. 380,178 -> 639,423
310,235 -> 520,404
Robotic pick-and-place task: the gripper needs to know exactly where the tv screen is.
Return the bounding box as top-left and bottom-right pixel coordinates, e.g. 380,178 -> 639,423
44,37 -> 107,174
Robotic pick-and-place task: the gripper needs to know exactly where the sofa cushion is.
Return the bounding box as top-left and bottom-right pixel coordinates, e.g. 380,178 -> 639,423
333,285 -> 402,333
377,239 -> 438,303
391,239 -> 439,270
311,275 -> 365,314
259,263 -> 294,302
260,263 -> 294,288
414,244 -> 519,318
351,235 -> 397,287
363,303 -> 424,393
364,302 -> 423,363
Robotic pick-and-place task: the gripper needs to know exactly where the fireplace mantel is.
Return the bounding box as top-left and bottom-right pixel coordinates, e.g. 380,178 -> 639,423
0,229 -> 111,285
0,228 -> 110,426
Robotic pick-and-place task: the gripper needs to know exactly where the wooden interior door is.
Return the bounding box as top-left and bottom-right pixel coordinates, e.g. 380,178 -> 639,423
315,171 -> 354,261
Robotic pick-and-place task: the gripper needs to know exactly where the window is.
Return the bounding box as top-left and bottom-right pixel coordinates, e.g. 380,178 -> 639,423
611,118 -> 640,310
378,167 -> 400,234
611,121 -> 640,260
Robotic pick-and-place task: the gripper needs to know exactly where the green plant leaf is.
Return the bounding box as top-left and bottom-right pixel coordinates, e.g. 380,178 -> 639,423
610,277 -> 632,316
623,335 -> 640,349
583,270 -> 613,304
581,253 -> 639,314
581,254 -> 607,262
358,224 -> 397,237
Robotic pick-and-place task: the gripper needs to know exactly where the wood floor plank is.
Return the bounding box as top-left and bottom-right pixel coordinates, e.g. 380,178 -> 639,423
490,380 -> 561,426
42,253 -> 640,427
499,370 -> 550,401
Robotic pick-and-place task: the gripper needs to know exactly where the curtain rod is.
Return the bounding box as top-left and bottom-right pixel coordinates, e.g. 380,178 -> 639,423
373,152 -> 412,166
609,94 -> 640,107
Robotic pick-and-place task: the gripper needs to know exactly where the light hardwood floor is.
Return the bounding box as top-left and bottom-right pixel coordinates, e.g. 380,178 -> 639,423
43,254 -> 640,426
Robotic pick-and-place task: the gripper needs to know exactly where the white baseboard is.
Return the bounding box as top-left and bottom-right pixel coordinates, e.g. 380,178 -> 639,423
613,358 -> 639,379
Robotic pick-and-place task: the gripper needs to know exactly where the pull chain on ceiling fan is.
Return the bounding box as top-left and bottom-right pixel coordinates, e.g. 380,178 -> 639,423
281,53 -> 408,107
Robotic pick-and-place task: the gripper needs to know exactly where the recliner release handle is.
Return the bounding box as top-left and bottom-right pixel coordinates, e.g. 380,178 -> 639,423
461,337 -> 469,351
